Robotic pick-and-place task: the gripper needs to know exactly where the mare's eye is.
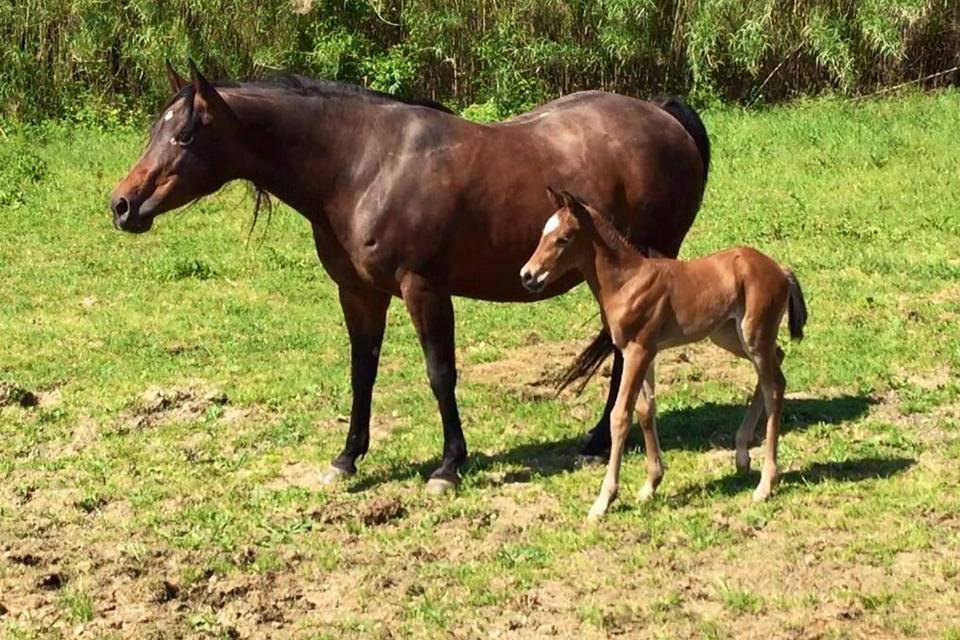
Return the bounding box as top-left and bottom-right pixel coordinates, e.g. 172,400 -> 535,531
556,236 -> 571,247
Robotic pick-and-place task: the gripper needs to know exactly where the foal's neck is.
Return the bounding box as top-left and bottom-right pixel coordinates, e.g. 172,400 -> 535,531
576,211 -> 648,301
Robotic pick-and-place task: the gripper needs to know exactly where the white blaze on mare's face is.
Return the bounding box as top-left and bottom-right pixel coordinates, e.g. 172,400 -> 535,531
164,109 -> 174,122
542,213 -> 560,236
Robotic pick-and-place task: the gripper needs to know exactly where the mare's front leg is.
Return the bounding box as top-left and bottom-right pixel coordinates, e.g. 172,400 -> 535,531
400,274 -> 466,494
588,343 -> 654,521
324,287 -> 391,482
581,346 -> 622,457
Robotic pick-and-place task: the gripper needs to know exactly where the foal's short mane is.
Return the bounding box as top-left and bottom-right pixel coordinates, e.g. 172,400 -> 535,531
576,198 -> 656,258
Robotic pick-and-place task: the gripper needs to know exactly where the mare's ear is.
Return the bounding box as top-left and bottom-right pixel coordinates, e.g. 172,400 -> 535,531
165,60 -> 188,94
188,59 -> 238,126
545,186 -> 564,209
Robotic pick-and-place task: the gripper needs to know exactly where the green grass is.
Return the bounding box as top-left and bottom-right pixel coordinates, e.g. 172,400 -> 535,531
1,91 -> 960,638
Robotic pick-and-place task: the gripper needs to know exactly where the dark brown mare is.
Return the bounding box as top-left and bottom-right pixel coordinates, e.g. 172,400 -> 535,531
109,62 -> 710,492
521,190 -> 808,518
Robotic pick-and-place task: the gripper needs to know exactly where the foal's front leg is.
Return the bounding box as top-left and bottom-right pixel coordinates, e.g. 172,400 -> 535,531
588,343 -> 653,520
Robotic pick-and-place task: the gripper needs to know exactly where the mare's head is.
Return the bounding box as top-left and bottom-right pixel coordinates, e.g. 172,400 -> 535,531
520,188 -> 594,293
109,62 -> 241,232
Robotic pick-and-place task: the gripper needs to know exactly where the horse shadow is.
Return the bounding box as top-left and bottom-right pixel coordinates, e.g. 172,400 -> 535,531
350,394 -> 888,491
665,455 -> 915,506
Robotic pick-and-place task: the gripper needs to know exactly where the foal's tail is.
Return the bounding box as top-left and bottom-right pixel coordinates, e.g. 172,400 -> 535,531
555,329 -> 615,394
784,269 -> 808,341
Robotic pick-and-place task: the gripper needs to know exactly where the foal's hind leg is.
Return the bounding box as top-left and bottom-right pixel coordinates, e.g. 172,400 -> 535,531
738,317 -> 786,502
636,364 -> 663,501
588,343 -> 653,520
709,321 -> 762,474
753,348 -> 785,501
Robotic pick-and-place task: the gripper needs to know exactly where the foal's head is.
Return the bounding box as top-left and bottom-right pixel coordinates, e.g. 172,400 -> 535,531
520,188 -> 594,293
110,61 -> 242,233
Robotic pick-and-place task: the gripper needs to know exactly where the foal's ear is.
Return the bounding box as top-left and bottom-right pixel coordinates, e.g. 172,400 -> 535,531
165,60 -> 188,94
560,190 -> 591,222
188,59 -> 238,126
545,186 -> 564,209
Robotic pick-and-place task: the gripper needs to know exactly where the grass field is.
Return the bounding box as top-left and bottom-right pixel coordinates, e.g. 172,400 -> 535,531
1,91 -> 960,639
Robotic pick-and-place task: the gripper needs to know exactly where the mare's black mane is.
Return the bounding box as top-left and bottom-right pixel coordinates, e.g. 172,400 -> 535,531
151,73 -> 455,238
155,74 -> 453,130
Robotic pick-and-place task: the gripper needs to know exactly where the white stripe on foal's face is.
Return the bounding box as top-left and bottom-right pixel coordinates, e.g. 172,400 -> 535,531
542,213 -> 560,236
164,109 -> 174,122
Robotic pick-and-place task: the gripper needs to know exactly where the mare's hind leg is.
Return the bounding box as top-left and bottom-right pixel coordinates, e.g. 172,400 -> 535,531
400,274 -> 466,494
581,347 -> 623,457
588,343 -> 653,520
709,321 -> 762,474
636,363 -> 663,501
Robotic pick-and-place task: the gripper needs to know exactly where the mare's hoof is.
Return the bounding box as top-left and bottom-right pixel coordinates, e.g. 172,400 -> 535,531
426,477 -> 458,495
735,452 -> 751,475
752,486 -> 772,502
320,465 -> 351,486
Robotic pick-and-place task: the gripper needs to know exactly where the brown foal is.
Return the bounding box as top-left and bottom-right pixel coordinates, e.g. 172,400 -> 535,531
520,189 -> 808,519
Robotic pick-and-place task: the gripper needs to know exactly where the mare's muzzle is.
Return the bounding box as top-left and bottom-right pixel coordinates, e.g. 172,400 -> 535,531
110,195 -> 154,233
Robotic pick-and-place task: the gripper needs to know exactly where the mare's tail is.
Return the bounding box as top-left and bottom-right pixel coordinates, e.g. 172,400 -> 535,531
652,95 -> 711,194
555,329 -> 615,395
785,269 -> 808,341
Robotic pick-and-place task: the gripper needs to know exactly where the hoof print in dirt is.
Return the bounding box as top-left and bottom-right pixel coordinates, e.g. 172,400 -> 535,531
37,572 -> 65,591
154,580 -> 180,603
358,496 -> 406,526
0,382 -> 38,408
7,552 -> 42,567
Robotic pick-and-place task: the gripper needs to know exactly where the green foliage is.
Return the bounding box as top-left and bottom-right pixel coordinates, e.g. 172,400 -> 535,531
1,0 -> 958,119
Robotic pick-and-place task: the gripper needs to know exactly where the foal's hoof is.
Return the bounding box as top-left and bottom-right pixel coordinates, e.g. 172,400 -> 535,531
637,483 -> 657,502
320,465 -> 351,486
752,485 -> 772,502
426,477 -> 458,496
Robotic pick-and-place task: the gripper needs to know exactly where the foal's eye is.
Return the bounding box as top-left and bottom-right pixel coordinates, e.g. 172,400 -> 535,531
556,236 -> 571,247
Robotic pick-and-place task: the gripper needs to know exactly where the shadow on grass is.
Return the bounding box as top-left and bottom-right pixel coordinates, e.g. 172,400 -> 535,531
658,394 -> 876,452
668,456 -> 916,506
349,394 -> 876,491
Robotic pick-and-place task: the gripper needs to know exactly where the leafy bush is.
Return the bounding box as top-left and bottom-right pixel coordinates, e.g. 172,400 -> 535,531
1,0 -> 957,120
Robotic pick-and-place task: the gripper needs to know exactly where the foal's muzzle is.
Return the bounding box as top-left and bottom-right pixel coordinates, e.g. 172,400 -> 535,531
520,266 -> 549,293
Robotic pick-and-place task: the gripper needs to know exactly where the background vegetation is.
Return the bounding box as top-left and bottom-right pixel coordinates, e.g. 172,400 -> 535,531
2,0 -> 959,120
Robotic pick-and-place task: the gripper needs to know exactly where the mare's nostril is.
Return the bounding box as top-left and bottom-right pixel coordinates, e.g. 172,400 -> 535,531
114,197 -> 130,217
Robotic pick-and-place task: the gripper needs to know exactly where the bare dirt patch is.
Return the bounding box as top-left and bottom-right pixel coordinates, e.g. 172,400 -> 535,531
121,383 -> 229,430
465,338 -> 759,401
267,461 -> 332,492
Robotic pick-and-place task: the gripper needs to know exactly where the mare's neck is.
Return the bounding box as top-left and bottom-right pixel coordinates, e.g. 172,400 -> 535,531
223,91 -> 381,218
